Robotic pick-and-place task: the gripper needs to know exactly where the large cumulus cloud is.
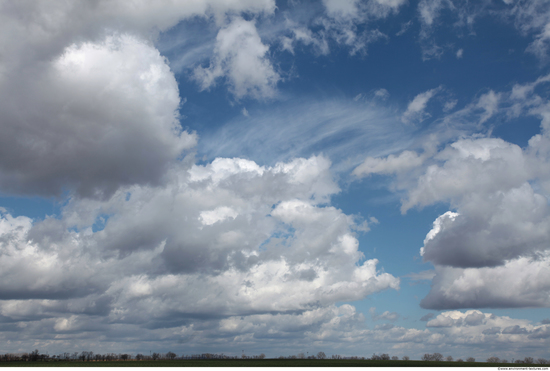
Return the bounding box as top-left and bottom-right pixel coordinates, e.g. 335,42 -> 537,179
0,0 -> 276,198
414,132 -> 550,308
0,154 -> 399,351
353,74 -> 550,310
0,0 -> 403,354
0,33 -> 196,198
421,254 -> 550,309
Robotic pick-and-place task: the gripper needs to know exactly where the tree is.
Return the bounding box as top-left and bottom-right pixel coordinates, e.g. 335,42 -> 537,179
487,357 -> 500,363
317,352 -> 326,360
166,352 -> 176,360
524,357 -> 534,364
402,356 -> 409,361
136,354 -> 144,361
380,354 -> 390,361
456,359 -> 464,362
537,358 -> 548,364
30,350 -> 40,362
446,356 -> 453,362
391,356 -> 399,360
422,353 -> 443,361
120,354 -> 129,361
466,357 -> 475,362
152,353 -> 160,360
297,353 -> 305,359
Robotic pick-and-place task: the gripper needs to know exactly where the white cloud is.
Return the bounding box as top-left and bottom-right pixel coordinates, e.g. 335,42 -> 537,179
527,23 -> 550,61
420,211 -> 459,258
396,20 -> 413,36
421,184 -> 550,268
416,0 -> 454,59
422,254 -> 550,309
506,0 -> 550,60
362,75 -> 550,309
200,97 -> 414,174
401,138 -> 529,213
415,1 -> 491,60
443,99 -> 457,111
401,87 -> 442,124
200,206 -> 239,226
418,0 -> 450,27
412,0 -> 550,62
0,0 -> 281,198
456,48 -> 463,58
0,32 -> 196,199
322,0 -> 362,20
353,150 -> 426,178
403,270 -> 436,282
193,17 -> 280,100
323,0 -> 406,21
0,154 -> 400,351
283,27 -> 330,56
374,88 -> 390,100
279,0 -> 405,57
370,307 -> 400,322
477,90 -> 500,124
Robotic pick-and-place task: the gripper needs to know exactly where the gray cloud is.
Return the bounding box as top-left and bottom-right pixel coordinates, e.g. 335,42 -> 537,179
370,307 -> 400,322
482,327 -> 501,335
361,75 -> 550,309
420,255 -> 550,310
0,154 -> 400,350
420,313 -> 435,322
529,327 -> 550,339
0,0 -> 279,199
502,325 -> 529,335
0,33 -> 196,199
420,183 -> 550,268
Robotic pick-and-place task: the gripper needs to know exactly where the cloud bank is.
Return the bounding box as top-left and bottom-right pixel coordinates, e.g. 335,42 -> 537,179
354,75 -> 550,310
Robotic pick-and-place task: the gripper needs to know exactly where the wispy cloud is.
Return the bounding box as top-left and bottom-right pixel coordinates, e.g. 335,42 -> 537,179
199,97 -> 414,173
401,87 -> 442,124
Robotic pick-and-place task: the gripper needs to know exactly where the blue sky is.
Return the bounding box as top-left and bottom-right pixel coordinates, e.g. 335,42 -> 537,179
1,0 -> 550,362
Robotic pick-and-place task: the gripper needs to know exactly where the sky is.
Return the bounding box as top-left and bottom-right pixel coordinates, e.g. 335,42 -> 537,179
0,0 -> 550,362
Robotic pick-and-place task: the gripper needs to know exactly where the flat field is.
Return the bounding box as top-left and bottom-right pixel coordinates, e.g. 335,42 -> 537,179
0,359 -> 516,367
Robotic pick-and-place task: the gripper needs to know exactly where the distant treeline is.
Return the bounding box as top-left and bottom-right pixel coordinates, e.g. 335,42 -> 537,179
0,350 -> 547,364
0,350 -> 262,362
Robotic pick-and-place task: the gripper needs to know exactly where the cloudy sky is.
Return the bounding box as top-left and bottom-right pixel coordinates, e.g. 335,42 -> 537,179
1,0 -> 550,361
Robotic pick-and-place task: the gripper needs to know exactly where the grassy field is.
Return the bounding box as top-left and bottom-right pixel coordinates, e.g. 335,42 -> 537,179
0,359 -> 524,367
